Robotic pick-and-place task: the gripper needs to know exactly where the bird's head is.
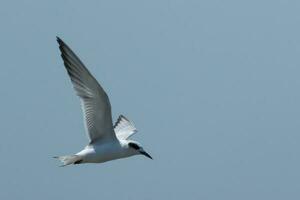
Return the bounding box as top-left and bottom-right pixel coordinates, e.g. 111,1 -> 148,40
127,141 -> 152,160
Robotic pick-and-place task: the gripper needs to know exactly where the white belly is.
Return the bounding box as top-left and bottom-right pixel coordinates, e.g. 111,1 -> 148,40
76,142 -> 133,163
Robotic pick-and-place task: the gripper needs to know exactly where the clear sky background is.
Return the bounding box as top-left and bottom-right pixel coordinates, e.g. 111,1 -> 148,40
0,0 -> 300,199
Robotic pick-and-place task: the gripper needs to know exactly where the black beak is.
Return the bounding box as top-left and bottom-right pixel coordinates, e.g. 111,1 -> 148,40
140,150 -> 153,160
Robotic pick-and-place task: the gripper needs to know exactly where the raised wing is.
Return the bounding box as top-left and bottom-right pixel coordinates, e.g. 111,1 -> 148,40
57,37 -> 116,143
114,115 -> 137,140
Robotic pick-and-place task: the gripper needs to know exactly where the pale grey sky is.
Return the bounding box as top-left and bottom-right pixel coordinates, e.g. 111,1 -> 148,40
0,0 -> 300,199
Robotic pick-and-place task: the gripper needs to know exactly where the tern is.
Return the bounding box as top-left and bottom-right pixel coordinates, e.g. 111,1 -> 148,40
54,37 -> 152,166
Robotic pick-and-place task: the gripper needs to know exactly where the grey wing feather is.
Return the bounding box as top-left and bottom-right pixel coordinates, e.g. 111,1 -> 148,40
57,37 -> 116,143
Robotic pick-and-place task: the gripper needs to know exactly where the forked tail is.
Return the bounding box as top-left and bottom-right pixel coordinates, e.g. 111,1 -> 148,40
53,155 -> 82,167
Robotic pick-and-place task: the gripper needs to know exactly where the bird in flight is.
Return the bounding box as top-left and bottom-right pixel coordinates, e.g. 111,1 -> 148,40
54,37 -> 152,166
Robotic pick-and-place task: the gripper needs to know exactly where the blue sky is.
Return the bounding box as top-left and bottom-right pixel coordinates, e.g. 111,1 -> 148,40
0,0 -> 300,199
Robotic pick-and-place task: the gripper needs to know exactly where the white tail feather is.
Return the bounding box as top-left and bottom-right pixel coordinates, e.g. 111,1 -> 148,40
53,155 -> 81,167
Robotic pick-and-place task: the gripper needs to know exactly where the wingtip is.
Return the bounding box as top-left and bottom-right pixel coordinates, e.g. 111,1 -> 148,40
120,114 -> 129,121
119,114 -> 125,119
56,36 -> 63,45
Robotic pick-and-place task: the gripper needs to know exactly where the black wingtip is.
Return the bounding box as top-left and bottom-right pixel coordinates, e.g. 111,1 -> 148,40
56,36 -> 63,45
120,115 -> 129,121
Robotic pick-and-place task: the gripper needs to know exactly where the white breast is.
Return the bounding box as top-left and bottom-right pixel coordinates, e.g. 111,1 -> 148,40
76,141 -> 134,163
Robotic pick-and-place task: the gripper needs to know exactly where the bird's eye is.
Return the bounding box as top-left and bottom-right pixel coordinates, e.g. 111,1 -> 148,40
128,142 -> 140,150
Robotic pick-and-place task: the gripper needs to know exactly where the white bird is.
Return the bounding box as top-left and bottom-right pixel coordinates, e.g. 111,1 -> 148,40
54,37 -> 152,166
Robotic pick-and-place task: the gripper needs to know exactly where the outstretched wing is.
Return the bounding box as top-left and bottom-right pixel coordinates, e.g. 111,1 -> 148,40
114,115 -> 137,140
57,37 -> 117,143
